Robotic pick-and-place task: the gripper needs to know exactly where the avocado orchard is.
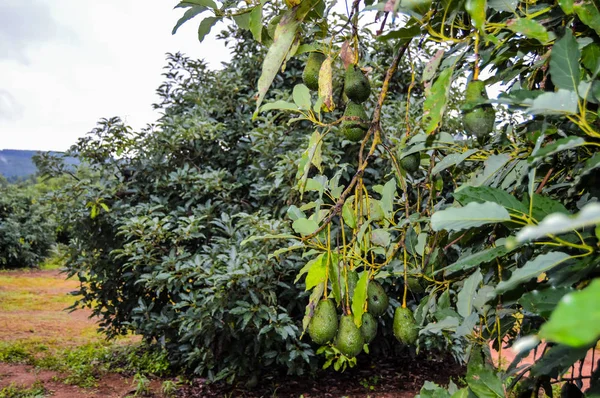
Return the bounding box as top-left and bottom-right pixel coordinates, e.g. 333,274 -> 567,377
174,0 -> 600,394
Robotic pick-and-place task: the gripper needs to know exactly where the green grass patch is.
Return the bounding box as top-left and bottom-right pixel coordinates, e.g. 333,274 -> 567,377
0,382 -> 46,398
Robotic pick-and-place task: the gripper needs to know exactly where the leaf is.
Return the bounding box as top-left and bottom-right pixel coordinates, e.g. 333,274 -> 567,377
530,344 -> 591,378
438,244 -> 518,276
431,202 -> 511,232
198,16 -> 219,42
371,229 -> 391,247
260,100 -> 299,113
293,84 -> 311,110
506,18 -> 551,44
488,0 -> 518,12
342,201 -> 357,229
572,153 -> 600,188
517,203 -> 600,242
558,0 -> 574,14
302,282 -> 324,332
495,252 -> 570,294
305,253 -> 327,290
172,6 -> 208,35
575,0 -> 600,37
465,0 -> 486,30
519,287 -> 573,318
582,43 -> 600,74
550,30 -> 581,93
377,24 -> 421,42
254,9 -> 300,116
352,272 -> 369,327
524,193 -> 569,222
181,0 -> 218,9
525,89 -> 578,115
453,186 -> 528,215
457,270 -> 483,318
466,351 -> 504,398
539,279 -> 600,347
241,233 -> 297,245
463,154 -> 511,187
249,4 -> 263,42
296,130 -> 323,196
340,40 -> 356,69
529,136 -> 585,163
318,57 -> 335,112
380,179 -> 396,220
423,68 -> 454,134
292,218 -> 318,236
422,49 -> 445,83
431,149 -> 478,175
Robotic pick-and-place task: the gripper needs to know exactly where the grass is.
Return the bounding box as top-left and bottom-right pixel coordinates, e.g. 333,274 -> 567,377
0,381 -> 46,398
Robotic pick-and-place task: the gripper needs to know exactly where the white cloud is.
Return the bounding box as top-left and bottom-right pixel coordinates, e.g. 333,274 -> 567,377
0,0 -> 232,151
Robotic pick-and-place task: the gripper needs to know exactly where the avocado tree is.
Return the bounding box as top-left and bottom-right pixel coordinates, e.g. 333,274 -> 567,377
175,0 -> 600,394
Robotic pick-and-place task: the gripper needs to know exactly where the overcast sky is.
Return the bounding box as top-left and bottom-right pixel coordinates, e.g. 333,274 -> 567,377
0,0 -> 232,151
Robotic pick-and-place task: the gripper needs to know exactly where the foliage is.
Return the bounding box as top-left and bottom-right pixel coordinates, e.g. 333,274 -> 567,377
173,0 -> 600,391
0,382 -> 46,398
0,179 -> 58,268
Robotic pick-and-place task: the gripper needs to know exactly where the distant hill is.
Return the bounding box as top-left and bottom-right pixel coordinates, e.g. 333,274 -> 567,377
0,149 -> 78,182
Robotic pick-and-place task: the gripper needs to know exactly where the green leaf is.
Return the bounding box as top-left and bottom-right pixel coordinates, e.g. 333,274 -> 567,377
431,149 -> 478,175
582,43 -> 600,74
352,272 -> 369,327
539,279 -> 600,347
342,201 -> 357,229
506,18 -> 551,44
198,16 -> 219,42
517,203 -> 600,242
377,24 -> 421,42
431,202 -> 511,232
241,233 -> 297,245
437,244 -> 518,276
457,270 -> 483,318
371,229 -> 391,247
380,179 -> 396,220
519,287 -> 573,318
495,252 -> 570,294
529,136 -> 586,163
249,4 -> 263,42
488,0 -> 517,12
525,89 -> 578,115
550,30 -> 581,92
254,9 -> 300,116
573,153 -> 600,187
260,100 -> 299,113
575,0 -> 600,36
422,49 -> 444,83
453,186 -> 528,215
181,0 -> 218,9
524,193 -> 569,222
296,130 -> 323,196
293,84 -> 311,110
172,6 -> 208,35
466,352 -> 504,398
463,154 -> 511,187
465,0 -> 486,30
292,218 -> 318,236
558,0 -> 574,14
302,282 -> 325,332
305,253 -> 327,290
423,67 -> 453,134
530,344 -> 591,378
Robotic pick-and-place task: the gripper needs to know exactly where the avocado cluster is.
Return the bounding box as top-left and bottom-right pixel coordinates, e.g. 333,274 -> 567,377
462,79 -> 495,138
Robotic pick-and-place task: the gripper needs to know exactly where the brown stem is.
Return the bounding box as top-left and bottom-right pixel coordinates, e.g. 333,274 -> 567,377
535,167 -> 554,194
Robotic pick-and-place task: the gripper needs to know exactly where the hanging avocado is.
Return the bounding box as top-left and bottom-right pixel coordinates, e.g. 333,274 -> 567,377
360,312 -> 378,344
367,281 -> 389,317
308,299 -> 338,344
302,52 -> 326,91
341,101 -> 369,142
462,79 -> 495,138
335,314 -> 364,357
400,153 -> 420,173
344,64 -> 371,103
393,306 -> 418,345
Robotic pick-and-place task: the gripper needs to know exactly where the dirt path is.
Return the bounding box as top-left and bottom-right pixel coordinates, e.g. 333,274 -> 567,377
0,268 -> 160,397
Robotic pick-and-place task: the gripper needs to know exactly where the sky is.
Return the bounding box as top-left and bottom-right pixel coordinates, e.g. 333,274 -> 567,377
0,0 -> 232,151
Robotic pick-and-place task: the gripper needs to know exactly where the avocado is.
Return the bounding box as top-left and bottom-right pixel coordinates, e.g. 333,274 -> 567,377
335,314 -> 364,357
400,153 -> 420,173
302,52 -> 326,91
341,101 -> 369,142
308,299 -> 338,344
462,79 -> 495,138
367,280 -> 389,317
344,64 -> 371,103
393,306 -> 418,345
360,312 -> 378,344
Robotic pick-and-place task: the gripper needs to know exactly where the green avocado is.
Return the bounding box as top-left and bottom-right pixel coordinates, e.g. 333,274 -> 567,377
463,106 -> 495,137
360,312 -> 378,344
344,64 -> 371,103
464,79 -> 487,106
308,299 -> 338,344
393,307 -> 418,345
367,281 -> 389,317
335,315 -> 364,357
400,153 -> 420,173
302,52 -> 326,91
341,101 -> 369,142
